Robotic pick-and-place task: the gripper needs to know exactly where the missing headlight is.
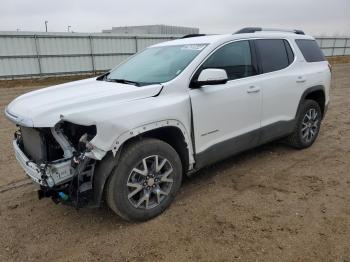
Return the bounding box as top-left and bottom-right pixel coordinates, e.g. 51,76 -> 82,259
61,122 -> 97,149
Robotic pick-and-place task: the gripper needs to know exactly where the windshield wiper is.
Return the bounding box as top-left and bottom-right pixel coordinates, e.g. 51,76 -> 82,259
106,78 -> 141,87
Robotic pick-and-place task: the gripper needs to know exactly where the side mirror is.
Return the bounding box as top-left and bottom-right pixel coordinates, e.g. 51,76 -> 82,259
192,68 -> 228,88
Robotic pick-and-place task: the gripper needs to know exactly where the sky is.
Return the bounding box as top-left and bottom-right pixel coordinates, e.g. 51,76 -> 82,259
1,0 -> 349,37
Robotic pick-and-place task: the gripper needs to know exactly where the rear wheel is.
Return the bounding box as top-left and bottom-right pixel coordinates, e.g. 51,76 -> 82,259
106,138 -> 182,222
286,99 -> 322,149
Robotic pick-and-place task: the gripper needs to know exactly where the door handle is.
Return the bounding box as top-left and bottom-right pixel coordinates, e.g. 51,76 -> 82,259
247,86 -> 260,93
296,76 -> 306,83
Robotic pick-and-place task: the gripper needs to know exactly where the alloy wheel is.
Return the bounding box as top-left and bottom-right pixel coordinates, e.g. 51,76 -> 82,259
301,108 -> 320,143
126,155 -> 174,209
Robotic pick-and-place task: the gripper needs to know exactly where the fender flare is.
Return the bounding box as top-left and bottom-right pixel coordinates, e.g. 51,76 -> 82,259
111,119 -> 195,165
295,85 -> 325,119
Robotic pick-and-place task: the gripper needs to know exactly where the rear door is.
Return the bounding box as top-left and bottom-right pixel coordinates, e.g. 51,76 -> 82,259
254,39 -> 302,141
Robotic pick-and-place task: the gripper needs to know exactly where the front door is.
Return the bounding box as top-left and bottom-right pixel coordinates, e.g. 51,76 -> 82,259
189,40 -> 262,167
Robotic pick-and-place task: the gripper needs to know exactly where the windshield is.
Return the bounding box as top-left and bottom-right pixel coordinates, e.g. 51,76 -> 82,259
106,44 -> 207,86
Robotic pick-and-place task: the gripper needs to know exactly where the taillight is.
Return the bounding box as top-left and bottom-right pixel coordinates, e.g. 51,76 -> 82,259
328,63 -> 332,73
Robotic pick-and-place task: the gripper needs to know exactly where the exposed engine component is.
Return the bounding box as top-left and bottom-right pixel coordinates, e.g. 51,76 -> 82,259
16,122 -> 98,207
51,126 -> 74,158
19,127 -> 63,163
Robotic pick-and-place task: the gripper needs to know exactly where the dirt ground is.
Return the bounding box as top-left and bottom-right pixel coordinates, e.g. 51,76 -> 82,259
328,55 -> 350,65
0,63 -> 350,262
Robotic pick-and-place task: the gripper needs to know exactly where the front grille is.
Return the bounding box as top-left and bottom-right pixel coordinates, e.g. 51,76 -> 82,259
20,127 -> 63,163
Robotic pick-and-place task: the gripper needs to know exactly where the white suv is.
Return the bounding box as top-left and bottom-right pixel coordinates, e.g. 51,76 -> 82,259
5,28 -> 331,221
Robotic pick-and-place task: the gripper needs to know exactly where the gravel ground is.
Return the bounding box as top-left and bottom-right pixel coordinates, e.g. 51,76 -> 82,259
0,64 -> 349,261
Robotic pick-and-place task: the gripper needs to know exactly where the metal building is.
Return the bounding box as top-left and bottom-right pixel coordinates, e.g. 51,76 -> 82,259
102,25 -> 199,35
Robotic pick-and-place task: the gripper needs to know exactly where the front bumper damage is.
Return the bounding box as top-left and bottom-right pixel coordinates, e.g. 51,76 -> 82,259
13,140 -> 72,186
12,125 -> 97,208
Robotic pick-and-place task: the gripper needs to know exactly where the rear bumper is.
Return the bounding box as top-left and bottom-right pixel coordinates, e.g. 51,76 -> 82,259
13,140 -> 73,186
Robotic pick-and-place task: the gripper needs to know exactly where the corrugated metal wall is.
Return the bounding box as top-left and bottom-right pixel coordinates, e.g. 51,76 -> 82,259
316,37 -> 350,56
0,32 -> 349,79
0,32 -> 178,79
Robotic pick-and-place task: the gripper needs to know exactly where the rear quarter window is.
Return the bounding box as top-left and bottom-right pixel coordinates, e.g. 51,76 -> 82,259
295,39 -> 325,62
255,39 -> 294,73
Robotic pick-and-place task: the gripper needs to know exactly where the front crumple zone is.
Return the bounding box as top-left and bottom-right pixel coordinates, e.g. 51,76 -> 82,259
58,116 -> 107,160
37,152 -> 96,208
14,121 -> 100,207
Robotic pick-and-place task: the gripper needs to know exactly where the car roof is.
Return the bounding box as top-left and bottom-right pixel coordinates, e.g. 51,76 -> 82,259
152,32 -> 314,47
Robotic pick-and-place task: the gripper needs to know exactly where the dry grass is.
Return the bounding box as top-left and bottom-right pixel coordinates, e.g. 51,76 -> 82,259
0,74 -> 97,89
327,55 -> 350,65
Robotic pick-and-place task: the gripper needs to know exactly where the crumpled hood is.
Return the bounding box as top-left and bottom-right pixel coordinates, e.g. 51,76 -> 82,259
5,77 -> 163,127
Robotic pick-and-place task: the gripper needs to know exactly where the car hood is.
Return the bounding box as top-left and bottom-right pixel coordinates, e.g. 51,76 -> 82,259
5,77 -> 163,127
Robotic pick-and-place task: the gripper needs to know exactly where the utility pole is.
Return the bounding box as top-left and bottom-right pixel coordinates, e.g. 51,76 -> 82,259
67,25 -> 71,32
45,21 -> 48,32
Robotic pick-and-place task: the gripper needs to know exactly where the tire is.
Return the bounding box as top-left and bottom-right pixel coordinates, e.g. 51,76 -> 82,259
106,138 -> 182,222
286,99 -> 322,149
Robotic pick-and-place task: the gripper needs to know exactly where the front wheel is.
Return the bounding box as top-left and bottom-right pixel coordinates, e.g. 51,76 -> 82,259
286,99 -> 322,149
106,138 -> 182,222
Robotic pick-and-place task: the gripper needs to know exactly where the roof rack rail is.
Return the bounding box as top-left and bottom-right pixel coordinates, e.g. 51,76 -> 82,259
181,34 -> 206,39
235,27 -> 262,34
235,27 -> 305,35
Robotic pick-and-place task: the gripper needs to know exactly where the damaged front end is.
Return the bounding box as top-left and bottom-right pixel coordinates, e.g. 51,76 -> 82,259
13,122 -> 98,207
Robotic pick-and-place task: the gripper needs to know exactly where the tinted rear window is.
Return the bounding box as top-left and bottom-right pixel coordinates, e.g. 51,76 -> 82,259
256,39 -> 293,73
295,39 -> 325,62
